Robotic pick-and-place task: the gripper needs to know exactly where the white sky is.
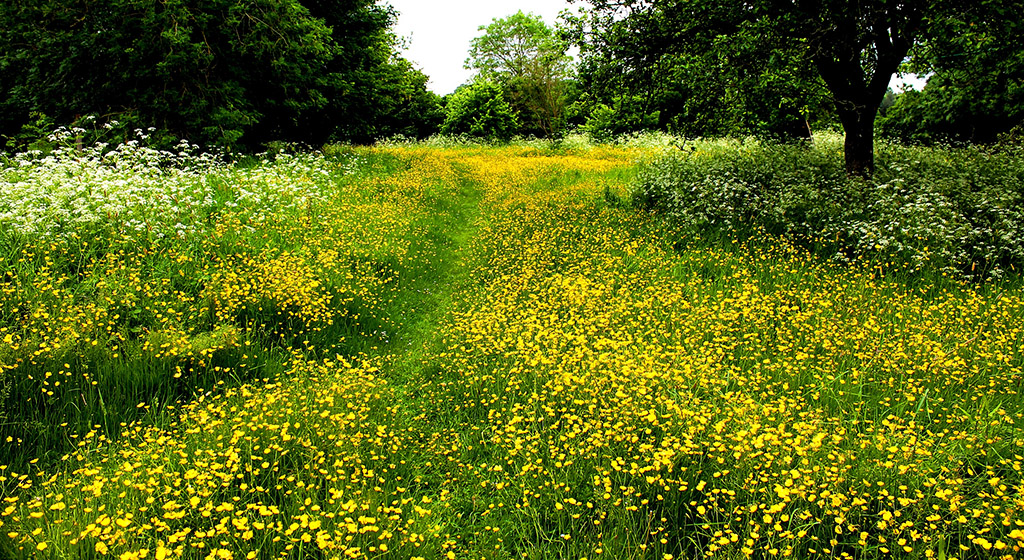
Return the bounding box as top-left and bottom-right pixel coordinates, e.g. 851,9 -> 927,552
387,0 -> 577,95
386,0 -> 928,96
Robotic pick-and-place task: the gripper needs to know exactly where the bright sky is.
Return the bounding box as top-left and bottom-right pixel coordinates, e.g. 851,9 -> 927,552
386,0 -> 928,96
388,0 -> 576,95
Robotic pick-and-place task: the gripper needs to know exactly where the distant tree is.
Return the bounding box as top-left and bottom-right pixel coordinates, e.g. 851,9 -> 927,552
466,11 -> 573,137
292,0 -> 442,143
879,14 -> 1024,144
441,81 -> 519,140
368,59 -> 445,140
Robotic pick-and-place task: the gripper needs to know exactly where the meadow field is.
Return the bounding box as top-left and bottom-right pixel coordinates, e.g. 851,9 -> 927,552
1,137 -> 1023,559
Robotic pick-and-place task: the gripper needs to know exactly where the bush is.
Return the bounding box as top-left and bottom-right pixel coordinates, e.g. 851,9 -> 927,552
633,134 -> 1024,279
580,95 -> 660,143
441,81 -> 520,141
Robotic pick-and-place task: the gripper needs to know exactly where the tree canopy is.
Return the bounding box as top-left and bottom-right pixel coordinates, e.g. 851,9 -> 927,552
879,7 -> 1024,144
0,0 -> 440,150
567,10 -> 830,141
571,0 -> 1021,175
465,12 -> 573,138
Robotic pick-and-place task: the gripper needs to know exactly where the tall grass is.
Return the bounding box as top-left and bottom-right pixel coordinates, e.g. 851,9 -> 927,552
1,140 -> 1022,560
0,138 -> 431,471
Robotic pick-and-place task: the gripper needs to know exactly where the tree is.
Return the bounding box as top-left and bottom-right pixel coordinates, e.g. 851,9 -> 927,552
466,11 -> 573,138
0,0 -> 336,148
573,0 -> 1016,176
879,12 -> 1024,144
566,3 -> 833,142
0,0 -> 439,150
441,81 -> 519,140
291,0 -> 442,144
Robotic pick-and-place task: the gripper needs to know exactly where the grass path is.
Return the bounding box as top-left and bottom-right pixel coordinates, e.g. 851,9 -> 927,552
2,146 -> 1023,560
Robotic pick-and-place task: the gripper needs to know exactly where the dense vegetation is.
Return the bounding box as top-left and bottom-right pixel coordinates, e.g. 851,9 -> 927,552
569,0 -> 1024,175
634,135 -> 1024,280
0,0 -> 441,150
1,1 -> 1022,559
1,138 -> 1022,559
3,1 -> 1021,155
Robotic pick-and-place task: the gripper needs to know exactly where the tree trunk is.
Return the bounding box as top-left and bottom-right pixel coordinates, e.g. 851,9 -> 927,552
838,103 -> 879,177
804,6 -> 919,178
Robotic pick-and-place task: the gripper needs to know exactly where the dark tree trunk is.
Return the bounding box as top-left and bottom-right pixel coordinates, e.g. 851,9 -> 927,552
803,6 -> 919,177
837,100 -> 880,177
812,49 -> 897,178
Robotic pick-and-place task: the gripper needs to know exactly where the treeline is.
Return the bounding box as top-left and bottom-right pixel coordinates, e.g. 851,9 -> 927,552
2,1 -> 1022,157
0,0 -> 442,150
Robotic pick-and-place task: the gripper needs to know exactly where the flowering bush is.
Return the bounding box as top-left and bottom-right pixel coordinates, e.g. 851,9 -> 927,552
633,134 -> 1024,278
0,128 -> 364,239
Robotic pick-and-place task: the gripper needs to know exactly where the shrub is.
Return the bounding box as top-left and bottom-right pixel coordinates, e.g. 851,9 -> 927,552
633,134 -> 1024,279
441,81 -> 520,141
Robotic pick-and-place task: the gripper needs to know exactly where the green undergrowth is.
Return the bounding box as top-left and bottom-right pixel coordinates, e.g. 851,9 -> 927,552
633,134 -> 1024,281
0,146 -> 476,474
0,143 -> 1022,560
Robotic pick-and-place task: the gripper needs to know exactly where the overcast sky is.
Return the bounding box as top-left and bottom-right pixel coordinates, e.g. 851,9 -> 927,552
388,0 -> 576,95
386,0 -> 927,96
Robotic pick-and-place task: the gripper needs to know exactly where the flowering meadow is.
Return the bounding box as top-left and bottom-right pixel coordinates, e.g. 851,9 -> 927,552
1,140 -> 1023,559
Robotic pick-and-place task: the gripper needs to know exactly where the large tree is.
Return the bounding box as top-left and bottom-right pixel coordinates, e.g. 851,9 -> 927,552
466,11 -> 573,138
574,0 -> 1012,176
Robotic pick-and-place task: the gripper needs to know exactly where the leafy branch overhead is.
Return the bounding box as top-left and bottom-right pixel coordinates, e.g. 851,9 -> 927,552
572,0 -> 1021,175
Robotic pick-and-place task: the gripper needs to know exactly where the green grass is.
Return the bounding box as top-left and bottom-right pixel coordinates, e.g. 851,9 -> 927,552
0,141 -> 1022,560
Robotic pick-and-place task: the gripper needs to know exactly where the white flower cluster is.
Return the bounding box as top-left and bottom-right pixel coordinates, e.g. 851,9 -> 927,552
633,137 -> 1024,279
0,132 -> 365,239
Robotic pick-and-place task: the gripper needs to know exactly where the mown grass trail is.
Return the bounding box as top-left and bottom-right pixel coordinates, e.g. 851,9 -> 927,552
2,145 -> 1023,560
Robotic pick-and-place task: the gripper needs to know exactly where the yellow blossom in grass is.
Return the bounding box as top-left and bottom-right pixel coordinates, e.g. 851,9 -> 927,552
2,144 -> 1023,560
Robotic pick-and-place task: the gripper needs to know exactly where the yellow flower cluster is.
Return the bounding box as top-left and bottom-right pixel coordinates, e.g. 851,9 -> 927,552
4,354 -> 444,558
2,146 -> 1022,560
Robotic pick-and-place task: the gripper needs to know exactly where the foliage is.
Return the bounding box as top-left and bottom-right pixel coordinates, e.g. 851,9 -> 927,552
466,11 -> 573,138
0,0 -> 440,151
295,0 -> 443,144
1,143 -> 1022,560
572,0 -> 1023,175
0,133 -> 403,471
577,94 -> 661,141
440,81 -> 520,140
567,8 -> 831,142
879,15 -> 1024,144
633,134 -> 1024,279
